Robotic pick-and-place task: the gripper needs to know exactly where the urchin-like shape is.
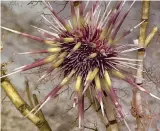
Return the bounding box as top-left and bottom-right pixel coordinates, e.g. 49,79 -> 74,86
1,0 -> 160,128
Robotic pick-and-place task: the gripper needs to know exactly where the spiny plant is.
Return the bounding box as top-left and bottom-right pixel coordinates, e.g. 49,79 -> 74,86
1,0 -> 160,129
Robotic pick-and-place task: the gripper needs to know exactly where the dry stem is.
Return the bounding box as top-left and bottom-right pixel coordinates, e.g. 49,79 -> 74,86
25,78 -> 34,108
103,96 -> 119,131
33,94 -> 47,122
132,1 -> 158,131
86,90 -> 119,131
1,70 -> 52,131
132,1 -> 150,131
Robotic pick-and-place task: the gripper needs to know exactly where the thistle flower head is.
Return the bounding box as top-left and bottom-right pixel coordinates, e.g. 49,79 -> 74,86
1,0 -> 160,128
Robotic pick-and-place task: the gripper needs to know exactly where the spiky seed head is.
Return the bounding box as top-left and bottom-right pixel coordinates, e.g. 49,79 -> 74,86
1,1 -> 160,129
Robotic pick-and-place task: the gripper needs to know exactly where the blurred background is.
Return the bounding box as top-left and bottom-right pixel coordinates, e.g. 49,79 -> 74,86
1,1 -> 160,131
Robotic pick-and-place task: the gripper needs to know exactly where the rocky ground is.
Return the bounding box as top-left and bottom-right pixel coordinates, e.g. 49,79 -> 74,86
1,1 -> 160,131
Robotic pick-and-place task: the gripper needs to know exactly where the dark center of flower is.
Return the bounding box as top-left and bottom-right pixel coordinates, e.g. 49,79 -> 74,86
60,28 -> 118,79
